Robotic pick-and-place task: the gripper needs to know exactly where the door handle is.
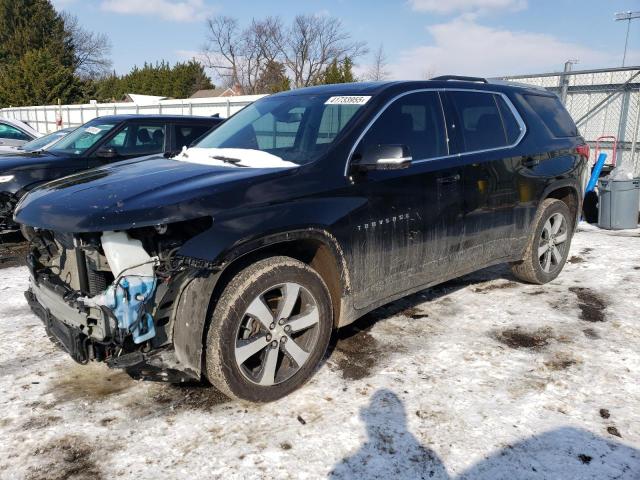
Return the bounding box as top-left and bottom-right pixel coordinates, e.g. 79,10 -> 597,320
522,157 -> 540,168
437,173 -> 461,184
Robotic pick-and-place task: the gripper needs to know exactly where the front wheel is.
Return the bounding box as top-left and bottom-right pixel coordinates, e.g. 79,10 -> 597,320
511,198 -> 573,284
205,256 -> 333,402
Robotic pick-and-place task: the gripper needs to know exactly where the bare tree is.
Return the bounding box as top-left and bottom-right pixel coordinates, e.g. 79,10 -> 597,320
61,12 -> 112,79
422,69 -> 437,80
279,15 -> 368,88
203,14 -> 367,91
203,16 -> 285,94
365,44 -> 389,81
202,16 -> 243,88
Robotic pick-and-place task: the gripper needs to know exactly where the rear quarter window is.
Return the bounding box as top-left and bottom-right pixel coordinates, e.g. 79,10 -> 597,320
524,94 -> 578,138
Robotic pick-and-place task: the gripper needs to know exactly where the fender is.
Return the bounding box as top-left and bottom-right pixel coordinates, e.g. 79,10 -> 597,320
171,227 -> 353,378
177,196 -> 362,281
172,199 -> 361,377
541,177 -> 583,228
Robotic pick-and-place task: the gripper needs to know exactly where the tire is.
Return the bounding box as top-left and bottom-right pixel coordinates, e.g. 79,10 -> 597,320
511,198 -> 573,284
204,256 -> 333,402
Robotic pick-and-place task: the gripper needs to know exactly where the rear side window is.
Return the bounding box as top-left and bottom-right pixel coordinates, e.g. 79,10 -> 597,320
175,124 -> 213,149
448,91 -> 509,152
524,94 -> 578,137
359,91 -> 447,160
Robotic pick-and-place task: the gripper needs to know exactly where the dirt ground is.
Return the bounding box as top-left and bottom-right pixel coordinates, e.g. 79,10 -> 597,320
0,224 -> 638,479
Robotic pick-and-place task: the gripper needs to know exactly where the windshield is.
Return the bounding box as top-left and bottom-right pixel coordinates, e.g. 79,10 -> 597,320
49,122 -> 118,156
195,94 -> 370,165
20,128 -> 72,152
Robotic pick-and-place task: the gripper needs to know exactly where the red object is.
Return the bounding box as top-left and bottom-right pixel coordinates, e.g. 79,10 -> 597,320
594,135 -> 617,167
576,144 -> 590,160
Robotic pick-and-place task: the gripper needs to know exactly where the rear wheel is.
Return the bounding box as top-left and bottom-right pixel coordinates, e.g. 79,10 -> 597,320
205,256 -> 332,402
511,198 -> 573,284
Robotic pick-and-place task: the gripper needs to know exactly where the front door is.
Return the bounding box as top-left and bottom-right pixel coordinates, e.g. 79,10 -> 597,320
347,91 -> 464,310
88,122 -> 167,167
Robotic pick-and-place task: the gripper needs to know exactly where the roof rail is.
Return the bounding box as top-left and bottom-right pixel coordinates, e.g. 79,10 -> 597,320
431,75 -> 488,84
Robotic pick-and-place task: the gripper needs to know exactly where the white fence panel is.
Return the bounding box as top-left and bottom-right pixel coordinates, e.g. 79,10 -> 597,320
0,95 -> 266,134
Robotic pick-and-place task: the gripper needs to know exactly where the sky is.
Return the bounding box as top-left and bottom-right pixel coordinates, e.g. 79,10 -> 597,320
52,0 -> 640,82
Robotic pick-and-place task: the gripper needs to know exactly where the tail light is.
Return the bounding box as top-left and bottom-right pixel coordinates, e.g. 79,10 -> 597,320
576,144 -> 590,161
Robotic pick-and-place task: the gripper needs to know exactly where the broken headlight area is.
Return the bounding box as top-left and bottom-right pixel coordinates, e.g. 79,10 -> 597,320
25,217 -> 213,379
0,191 -> 19,232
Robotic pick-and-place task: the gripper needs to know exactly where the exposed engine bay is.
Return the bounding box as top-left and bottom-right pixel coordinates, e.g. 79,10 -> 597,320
22,218 -> 213,382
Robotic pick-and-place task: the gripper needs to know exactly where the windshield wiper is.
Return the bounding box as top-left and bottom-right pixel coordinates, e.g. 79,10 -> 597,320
210,155 -> 249,167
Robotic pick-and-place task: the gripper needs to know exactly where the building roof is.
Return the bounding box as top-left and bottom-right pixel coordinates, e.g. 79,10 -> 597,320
123,93 -> 169,104
190,86 -> 242,98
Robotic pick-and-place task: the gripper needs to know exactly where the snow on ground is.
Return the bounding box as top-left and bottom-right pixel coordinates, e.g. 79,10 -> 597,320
0,224 -> 639,480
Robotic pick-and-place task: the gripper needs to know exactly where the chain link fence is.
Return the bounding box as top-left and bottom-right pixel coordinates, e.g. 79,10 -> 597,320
497,66 -> 640,177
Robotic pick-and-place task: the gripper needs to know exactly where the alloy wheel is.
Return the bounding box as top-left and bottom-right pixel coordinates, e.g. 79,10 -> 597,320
537,212 -> 568,274
234,282 -> 321,386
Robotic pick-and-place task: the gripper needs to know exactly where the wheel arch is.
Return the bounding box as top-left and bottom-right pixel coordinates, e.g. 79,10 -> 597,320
541,181 -> 581,228
171,228 -> 351,379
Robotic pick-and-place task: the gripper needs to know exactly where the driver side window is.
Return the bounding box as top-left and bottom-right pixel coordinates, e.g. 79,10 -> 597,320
359,92 -> 447,161
104,124 -> 166,157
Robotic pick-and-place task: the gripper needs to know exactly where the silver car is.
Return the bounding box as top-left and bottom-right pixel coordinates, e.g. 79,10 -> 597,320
0,118 -> 42,152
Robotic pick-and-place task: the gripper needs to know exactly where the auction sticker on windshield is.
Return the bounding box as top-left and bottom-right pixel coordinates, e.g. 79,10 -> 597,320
325,96 -> 371,105
85,126 -> 103,135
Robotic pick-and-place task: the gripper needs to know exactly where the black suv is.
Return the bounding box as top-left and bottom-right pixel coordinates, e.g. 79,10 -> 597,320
0,115 -> 222,233
15,78 -> 588,402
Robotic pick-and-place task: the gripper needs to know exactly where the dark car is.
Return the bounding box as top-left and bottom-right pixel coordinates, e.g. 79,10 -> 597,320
15,77 -> 589,402
0,115 -> 222,233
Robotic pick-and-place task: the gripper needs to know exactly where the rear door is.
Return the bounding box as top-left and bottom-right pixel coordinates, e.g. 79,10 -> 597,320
348,91 -> 463,309
444,90 -> 524,265
171,123 -> 218,154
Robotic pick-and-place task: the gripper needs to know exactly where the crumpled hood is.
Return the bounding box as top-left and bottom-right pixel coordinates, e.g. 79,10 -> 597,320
14,154 -> 297,232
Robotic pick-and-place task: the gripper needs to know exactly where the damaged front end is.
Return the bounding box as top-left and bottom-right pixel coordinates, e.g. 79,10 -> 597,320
0,191 -> 19,233
24,218 -> 214,382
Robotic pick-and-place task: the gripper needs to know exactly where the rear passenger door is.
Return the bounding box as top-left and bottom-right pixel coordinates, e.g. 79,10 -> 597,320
172,123 -> 217,153
349,91 -> 463,309
444,90 -> 524,265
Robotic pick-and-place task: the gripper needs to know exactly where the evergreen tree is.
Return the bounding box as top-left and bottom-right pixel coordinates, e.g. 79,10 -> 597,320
256,61 -> 291,94
0,0 -> 79,106
319,57 -> 356,85
0,47 -> 80,105
90,61 -> 215,102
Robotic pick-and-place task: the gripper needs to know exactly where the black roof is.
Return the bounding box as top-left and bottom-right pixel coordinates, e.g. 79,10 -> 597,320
271,79 -> 549,98
86,114 -> 223,123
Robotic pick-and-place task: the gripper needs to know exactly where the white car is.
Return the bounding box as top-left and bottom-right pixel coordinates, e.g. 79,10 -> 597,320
0,127 -> 75,155
0,118 -> 42,152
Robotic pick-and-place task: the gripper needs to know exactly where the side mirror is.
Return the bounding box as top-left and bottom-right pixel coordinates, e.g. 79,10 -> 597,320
351,144 -> 413,172
96,146 -> 118,159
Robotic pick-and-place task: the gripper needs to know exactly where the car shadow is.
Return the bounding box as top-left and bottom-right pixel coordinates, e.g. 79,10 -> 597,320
328,388 -> 640,479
